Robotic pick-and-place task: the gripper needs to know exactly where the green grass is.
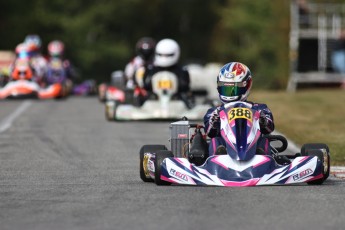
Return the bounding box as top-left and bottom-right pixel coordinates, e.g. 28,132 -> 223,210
250,89 -> 345,166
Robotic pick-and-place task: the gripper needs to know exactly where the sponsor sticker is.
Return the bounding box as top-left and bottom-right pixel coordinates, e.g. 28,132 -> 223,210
293,168 -> 313,181
225,72 -> 235,79
170,168 -> 188,181
158,80 -> 172,89
178,133 -> 188,138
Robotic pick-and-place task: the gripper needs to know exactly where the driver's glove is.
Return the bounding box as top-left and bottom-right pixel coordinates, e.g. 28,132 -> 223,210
209,108 -> 220,129
259,111 -> 268,129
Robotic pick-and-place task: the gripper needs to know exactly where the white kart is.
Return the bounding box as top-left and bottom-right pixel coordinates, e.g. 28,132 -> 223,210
105,71 -> 210,121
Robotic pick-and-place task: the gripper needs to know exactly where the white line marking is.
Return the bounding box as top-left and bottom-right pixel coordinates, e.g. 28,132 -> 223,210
0,100 -> 32,133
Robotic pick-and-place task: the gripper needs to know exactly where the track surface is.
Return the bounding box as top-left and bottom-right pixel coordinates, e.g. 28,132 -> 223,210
0,97 -> 344,230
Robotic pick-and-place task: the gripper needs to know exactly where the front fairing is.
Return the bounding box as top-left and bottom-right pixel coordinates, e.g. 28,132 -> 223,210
157,154 -> 324,186
219,102 -> 261,161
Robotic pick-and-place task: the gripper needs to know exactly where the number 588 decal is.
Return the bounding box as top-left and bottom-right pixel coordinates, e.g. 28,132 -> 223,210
228,108 -> 252,122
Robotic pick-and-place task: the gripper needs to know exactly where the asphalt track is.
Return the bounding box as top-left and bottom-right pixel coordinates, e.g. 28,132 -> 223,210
0,97 -> 344,230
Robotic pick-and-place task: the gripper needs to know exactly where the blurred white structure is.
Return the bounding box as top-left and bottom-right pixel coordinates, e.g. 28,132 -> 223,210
288,0 -> 345,91
186,62 -> 222,100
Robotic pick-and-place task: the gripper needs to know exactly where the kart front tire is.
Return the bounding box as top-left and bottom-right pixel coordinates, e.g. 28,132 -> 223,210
105,100 -> 117,121
301,143 -> 330,183
139,145 -> 167,183
155,150 -> 174,186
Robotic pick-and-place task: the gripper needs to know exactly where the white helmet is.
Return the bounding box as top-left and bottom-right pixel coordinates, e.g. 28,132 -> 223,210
217,62 -> 252,103
154,39 -> 180,67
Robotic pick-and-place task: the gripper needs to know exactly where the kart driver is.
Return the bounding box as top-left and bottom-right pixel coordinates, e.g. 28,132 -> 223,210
124,37 -> 156,89
47,40 -> 77,83
9,43 -> 35,81
204,62 -> 274,156
24,34 -> 48,85
136,38 -> 194,108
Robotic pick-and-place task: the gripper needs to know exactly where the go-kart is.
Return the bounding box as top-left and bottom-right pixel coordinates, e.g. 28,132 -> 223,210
105,71 -> 210,121
0,58 -> 64,99
139,101 -> 330,186
0,79 -> 63,99
72,79 -> 97,96
98,70 -> 125,102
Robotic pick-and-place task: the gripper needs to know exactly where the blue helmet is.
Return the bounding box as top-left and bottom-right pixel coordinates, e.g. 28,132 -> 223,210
24,34 -> 42,52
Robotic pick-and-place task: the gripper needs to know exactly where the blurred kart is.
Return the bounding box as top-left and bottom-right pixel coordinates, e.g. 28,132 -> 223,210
0,57 -> 63,99
98,70 -> 125,102
72,79 -> 97,96
46,58 -> 73,97
105,71 -> 210,121
139,101 -> 330,186
0,80 -> 63,99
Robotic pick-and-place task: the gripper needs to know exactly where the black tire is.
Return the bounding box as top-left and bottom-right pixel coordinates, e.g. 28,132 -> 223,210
301,143 -> 330,156
155,150 -> 174,186
301,143 -> 330,181
105,100 -> 117,121
139,145 -> 167,182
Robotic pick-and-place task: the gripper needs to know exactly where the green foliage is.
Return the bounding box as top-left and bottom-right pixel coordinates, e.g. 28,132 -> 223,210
0,0 -> 292,86
210,0 -> 290,89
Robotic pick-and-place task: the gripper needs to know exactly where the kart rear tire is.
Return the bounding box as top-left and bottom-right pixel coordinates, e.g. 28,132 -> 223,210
139,145 -> 167,183
155,150 -> 174,186
301,143 -> 330,182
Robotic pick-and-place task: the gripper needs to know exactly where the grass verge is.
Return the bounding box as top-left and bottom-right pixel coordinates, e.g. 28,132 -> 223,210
250,89 -> 345,166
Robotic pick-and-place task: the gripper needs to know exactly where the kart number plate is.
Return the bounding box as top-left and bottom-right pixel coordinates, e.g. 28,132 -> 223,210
158,80 -> 172,89
51,60 -> 63,69
228,108 -> 252,122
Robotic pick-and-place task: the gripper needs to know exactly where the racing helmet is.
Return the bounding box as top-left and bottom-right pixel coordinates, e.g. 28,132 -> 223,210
154,38 -> 180,67
48,40 -> 65,57
24,34 -> 42,53
136,37 -> 156,61
217,62 -> 252,103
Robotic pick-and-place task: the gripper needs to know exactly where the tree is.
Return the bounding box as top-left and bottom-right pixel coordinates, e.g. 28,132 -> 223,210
209,0 -> 290,89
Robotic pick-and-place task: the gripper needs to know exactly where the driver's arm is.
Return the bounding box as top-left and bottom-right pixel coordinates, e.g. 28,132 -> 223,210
259,106 -> 274,134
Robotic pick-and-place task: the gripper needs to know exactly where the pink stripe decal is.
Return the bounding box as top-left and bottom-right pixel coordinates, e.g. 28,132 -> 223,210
298,156 -> 309,163
289,156 -> 309,171
220,129 -> 236,151
175,158 -> 193,171
306,173 -> 324,182
160,175 -> 176,183
211,157 -> 229,170
252,156 -> 271,168
219,110 -> 227,120
220,178 -> 260,187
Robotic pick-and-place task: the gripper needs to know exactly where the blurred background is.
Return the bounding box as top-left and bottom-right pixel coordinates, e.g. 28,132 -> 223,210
2,0 -> 345,90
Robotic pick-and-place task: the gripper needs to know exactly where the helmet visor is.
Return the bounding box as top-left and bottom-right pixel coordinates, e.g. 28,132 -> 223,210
217,82 -> 249,97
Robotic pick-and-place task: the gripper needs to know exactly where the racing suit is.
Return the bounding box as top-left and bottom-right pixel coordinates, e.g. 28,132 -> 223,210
124,55 -> 149,89
138,64 -> 194,108
204,101 -> 274,156
29,54 -> 48,85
